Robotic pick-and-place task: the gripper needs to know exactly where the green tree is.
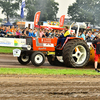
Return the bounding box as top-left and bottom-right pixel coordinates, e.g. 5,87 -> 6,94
68,0 -> 100,25
25,0 -> 59,21
0,0 -> 20,21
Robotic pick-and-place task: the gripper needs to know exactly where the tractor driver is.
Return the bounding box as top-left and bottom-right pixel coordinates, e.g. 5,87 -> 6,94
56,26 -> 70,48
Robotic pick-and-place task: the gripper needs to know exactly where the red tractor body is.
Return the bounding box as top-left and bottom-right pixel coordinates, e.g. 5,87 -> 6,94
32,37 -> 57,51
27,37 -> 84,51
13,36 -> 90,67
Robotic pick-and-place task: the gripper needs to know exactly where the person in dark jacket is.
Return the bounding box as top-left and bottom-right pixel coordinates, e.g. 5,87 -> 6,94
91,33 -> 100,72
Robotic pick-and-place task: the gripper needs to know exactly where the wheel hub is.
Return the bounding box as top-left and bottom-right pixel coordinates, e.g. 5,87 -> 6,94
77,53 -> 80,56
72,45 -> 86,64
23,56 -> 26,59
37,58 -> 39,60
35,54 -> 43,64
21,55 -> 29,62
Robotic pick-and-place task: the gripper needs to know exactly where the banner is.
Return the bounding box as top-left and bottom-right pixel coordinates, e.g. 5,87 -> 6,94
0,37 -> 26,47
20,0 -> 26,18
59,15 -> 65,27
34,11 -> 41,26
47,21 -> 59,26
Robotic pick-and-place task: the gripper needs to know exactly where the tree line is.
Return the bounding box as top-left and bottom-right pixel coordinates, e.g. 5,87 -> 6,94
0,0 -> 59,21
68,0 -> 100,25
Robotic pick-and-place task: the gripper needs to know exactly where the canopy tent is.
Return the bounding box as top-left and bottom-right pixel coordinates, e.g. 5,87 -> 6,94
3,21 -> 12,26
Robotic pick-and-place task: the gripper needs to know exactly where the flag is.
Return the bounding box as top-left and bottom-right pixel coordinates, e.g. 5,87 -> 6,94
34,11 -> 41,26
20,0 -> 25,18
59,15 -> 65,27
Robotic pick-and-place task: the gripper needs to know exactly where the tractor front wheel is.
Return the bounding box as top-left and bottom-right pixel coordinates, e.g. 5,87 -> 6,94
17,52 -> 31,65
31,51 -> 46,66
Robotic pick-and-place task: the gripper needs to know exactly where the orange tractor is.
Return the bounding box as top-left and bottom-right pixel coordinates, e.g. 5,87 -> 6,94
13,36 -> 90,67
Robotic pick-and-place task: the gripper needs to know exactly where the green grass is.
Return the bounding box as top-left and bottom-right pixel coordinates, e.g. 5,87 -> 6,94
0,47 -> 21,53
0,68 -> 99,75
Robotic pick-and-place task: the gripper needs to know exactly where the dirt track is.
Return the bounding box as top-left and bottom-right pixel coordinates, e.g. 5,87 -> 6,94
0,54 -> 94,69
0,54 -> 100,100
0,75 -> 100,100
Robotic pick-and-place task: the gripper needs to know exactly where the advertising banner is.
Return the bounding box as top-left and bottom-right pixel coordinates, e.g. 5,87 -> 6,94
0,37 -> 26,47
34,11 -> 41,25
47,21 -> 59,26
59,15 -> 65,27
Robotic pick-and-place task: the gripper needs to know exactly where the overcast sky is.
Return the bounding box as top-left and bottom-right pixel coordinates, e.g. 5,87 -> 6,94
55,0 -> 76,18
0,0 -> 76,19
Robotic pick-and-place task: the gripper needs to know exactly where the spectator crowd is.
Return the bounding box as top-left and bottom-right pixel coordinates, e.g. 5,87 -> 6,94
0,25 -> 65,38
78,30 -> 98,41
0,25 -> 99,41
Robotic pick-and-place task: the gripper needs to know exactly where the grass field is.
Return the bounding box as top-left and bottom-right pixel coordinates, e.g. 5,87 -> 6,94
0,47 -> 98,75
0,47 -> 21,53
0,68 -> 99,75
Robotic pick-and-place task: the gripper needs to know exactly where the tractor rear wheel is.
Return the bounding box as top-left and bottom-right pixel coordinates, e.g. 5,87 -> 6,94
31,51 -> 46,66
63,39 -> 90,67
47,55 -> 64,66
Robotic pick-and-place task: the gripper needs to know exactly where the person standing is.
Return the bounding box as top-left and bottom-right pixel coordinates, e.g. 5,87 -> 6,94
16,30 -> 21,38
10,25 -> 15,33
26,27 -> 29,36
78,32 -> 82,38
28,29 -> 36,37
45,29 -> 50,37
7,29 -> 12,37
39,29 -> 45,38
50,30 -> 55,38
54,30 -> 58,37
91,32 -> 95,40
23,27 -> 29,36
91,33 -> 100,72
81,30 -> 86,40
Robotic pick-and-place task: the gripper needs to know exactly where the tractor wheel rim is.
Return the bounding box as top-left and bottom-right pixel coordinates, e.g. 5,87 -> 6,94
57,56 -> 64,62
35,54 -> 43,64
72,45 -> 86,64
21,55 -> 29,62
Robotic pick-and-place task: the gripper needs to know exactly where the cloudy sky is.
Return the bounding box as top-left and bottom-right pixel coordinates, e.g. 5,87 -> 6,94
0,0 -> 76,19
55,0 -> 76,18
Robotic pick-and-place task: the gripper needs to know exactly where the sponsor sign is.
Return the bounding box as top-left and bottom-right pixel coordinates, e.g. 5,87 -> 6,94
0,37 -> 26,47
43,43 -> 54,47
59,15 -> 65,27
34,11 -> 41,25
13,49 -> 21,57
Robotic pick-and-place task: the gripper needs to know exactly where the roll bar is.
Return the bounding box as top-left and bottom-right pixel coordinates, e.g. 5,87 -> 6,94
69,22 -> 87,37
